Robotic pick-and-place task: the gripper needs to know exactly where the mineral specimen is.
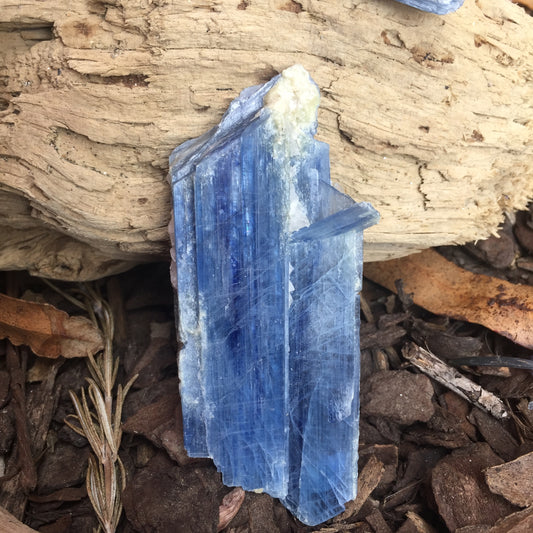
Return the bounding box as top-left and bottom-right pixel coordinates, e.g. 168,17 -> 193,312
394,0 -> 464,14
169,65 -> 379,525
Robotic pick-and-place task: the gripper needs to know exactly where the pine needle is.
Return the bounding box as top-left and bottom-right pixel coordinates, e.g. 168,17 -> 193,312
64,285 -> 137,533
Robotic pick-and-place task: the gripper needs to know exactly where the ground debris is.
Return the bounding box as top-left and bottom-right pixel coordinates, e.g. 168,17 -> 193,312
2,207 -> 533,532
0,293 -> 103,359
402,343 -> 509,420
431,443 -> 517,530
485,451 -> 533,507
489,507 -> 533,533
361,370 -> 435,425
122,451 -> 224,533
365,248 -> 533,349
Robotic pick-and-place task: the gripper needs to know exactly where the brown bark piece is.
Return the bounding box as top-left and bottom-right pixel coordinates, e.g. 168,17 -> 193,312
0,293 -> 103,359
222,492 -> 292,533
442,391 -> 477,440
485,451 -> 533,508
5,344 -> 36,494
1,0 -> 532,280
466,224 -> 517,270
361,370 -> 435,425
514,211 -> 533,255
122,452 -> 223,533
391,447 -> 447,510
0,404 -> 15,454
365,508 -> 393,533
406,404 -> 473,449
0,370 -> 9,408
0,506 -> 38,533
469,408 -> 519,462
0,358 -> 62,519
36,442 -> 89,495
365,250 -> 533,349
431,443 -> 516,531
122,391 -> 191,465
360,322 -> 407,351
489,507 -> 533,533
336,455 -> 385,521
397,511 -> 438,533
359,444 -> 398,494
412,319 -> 482,361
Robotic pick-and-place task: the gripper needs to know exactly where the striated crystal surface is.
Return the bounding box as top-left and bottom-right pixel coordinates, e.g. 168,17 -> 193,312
169,65 -> 379,525
393,0 -> 464,14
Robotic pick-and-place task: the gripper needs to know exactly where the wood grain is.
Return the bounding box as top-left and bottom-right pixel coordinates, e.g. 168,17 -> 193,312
0,506 -> 37,533
1,0 -> 532,280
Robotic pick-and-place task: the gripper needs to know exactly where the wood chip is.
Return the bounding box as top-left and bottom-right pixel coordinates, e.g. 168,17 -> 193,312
489,506 -> 533,533
0,506 -> 37,533
431,443 -> 516,531
397,511 -> 438,533
442,391 -> 477,440
469,408 -> 519,462
361,370 -> 435,425
402,343 -> 509,420
122,392 -> 191,465
485,451 -> 533,507
364,249 -> 533,349
365,508 -> 393,533
359,444 -> 398,493
0,293 -> 103,358
405,405 -> 473,449
335,455 -> 384,521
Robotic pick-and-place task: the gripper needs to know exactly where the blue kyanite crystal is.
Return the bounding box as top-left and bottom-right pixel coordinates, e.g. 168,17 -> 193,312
394,0 -> 464,14
169,65 -> 379,525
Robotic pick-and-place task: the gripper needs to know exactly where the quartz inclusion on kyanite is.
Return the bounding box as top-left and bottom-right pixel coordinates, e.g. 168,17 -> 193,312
169,65 -> 379,525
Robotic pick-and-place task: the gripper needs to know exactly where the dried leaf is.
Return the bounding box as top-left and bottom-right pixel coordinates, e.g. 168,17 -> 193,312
364,249 -> 533,349
0,293 -> 103,358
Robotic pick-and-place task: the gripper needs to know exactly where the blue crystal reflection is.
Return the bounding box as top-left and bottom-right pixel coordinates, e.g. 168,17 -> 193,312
394,0 -> 464,14
170,65 -> 379,525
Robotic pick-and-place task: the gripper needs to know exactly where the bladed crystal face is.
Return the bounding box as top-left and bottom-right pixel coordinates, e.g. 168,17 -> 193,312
169,65 -> 379,525
393,0 -> 464,14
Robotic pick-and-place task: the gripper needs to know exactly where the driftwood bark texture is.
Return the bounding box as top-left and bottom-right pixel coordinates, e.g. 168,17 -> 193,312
1,0 -> 532,280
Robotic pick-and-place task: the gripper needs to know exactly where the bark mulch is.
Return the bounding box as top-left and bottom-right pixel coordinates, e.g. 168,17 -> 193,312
1,206 -> 533,532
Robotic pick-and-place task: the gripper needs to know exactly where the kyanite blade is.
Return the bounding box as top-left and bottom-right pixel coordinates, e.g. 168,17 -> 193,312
394,0 -> 464,14
169,64 -> 379,525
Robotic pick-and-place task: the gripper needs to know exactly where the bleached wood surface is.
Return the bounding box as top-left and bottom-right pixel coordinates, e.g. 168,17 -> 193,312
0,0 -> 532,280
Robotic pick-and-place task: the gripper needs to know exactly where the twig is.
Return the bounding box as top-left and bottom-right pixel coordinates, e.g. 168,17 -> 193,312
5,343 -> 36,492
4,274 -> 36,493
402,343 -> 509,420
449,356 -> 533,371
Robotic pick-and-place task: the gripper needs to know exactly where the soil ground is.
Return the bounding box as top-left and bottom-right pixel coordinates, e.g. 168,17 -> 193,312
1,205 -> 532,533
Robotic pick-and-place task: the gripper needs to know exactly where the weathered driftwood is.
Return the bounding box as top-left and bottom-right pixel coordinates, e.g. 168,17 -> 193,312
0,0 -> 532,280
